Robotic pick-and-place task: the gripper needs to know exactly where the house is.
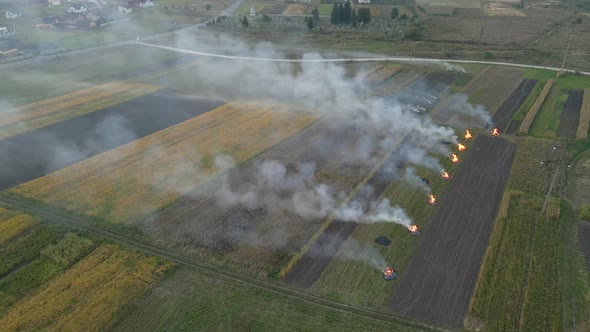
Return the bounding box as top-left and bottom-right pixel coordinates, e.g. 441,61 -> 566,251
2,4 -> 23,19
357,0 -> 370,3
139,0 -> 154,8
0,27 -> 15,36
48,0 -> 62,5
0,39 -> 17,57
249,7 -> 256,16
67,6 -> 87,14
118,6 -> 132,14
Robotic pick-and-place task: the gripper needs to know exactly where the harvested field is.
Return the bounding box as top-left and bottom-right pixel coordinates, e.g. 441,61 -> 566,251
0,91 -> 222,190
0,244 -> 173,331
463,66 -> 524,116
390,135 -> 516,328
0,212 -> 36,246
453,8 -> 481,17
484,3 -> 525,16
0,81 -> 160,140
493,79 -> 538,133
394,72 -> 455,112
282,4 -> 313,15
148,118 -> 396,276
556,90 -> 584,139
11,103 -> 317,225
424,17 -> 481,42
576,89 -> 590,140
520,79 -> 554,134
579,221 -> 590,271
259,2 -> 289,15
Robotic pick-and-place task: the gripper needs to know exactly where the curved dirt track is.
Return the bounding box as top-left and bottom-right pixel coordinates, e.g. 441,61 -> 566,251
390,135 -> 515,329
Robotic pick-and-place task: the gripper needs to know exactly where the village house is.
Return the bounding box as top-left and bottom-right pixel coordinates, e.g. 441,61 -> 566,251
2,4 -> 23,19
118,6 -> 132,14
48,0 -> 62,5
0,39 -> 17,58
67,6 -> 87,14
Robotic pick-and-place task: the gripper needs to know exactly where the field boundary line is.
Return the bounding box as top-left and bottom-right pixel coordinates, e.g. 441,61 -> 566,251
520,79 -> 554,134
279,133 -> 408,278
542,143 -> 566,214
0,194 -> 444,332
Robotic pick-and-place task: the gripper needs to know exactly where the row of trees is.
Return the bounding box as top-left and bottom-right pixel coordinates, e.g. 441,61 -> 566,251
330,1 -> 371,25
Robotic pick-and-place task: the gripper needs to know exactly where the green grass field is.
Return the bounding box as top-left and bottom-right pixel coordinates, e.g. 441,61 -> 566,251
234,3 -> 268,15
113,267 -> 429,331
529,87 -> 567,138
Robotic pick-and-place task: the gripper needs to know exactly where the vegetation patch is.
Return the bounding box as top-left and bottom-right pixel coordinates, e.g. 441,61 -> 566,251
576,89 -> 590,140
0,212 -> 36,246
0,244 -> 173,331
519,79 -> 554,135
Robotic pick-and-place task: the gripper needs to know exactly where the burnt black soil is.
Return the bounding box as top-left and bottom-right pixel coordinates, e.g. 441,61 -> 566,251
390,135 -> 516,328
0,91 -> 222,190
556,90 -> 583,139
505,120 -> 522,135
283,152 -> 402,289
394,72 -> 455,112
493,79 -> 537,133
578,221 -> 590,271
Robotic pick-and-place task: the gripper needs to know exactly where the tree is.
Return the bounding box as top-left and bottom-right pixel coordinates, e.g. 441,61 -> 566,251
242,16 -> 249,28
307,17 -> 314,30
484,51 -> 493,59
391,7 -> 399,19
330,3 -> 338,24
575,17 -> 582,24
343,1 -> 351,24
400,13 -> 408,19
357,7 -> 371,24
205,4 -> 211,11
311,8 -> 320,23
262,13 -> 272,23
351,8 -> 358,27
337,3 -> 344,24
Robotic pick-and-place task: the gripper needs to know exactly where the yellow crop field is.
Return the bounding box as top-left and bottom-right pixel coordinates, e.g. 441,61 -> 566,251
12,102 -> 318,224
0,81 -> 160,140
0,244 -> 173,332
519,79 -> 554,134
0,213 -> 36,245
576,89 -> 590,140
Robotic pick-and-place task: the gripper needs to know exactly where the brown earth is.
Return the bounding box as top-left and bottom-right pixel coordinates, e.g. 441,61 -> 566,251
390,134 -> 516,328
493,78 -> 537,133
463,66 -> 524,116
556,90 -> 583,139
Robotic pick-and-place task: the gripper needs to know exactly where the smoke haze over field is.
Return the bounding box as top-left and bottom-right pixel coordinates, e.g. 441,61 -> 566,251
3,29 -> 494,269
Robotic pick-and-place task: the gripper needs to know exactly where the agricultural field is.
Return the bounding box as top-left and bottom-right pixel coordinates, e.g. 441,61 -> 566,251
492,79 -> 538,134
423,17 -> 481,42
519,79 -> 554,135
10,103 -> 317,225
0,91 -> 222,190
0,209 -> 36,246
462,66 -> 524,117
578,89 -> 590,140
0,45 -> 181,109
391,135 -> 515,328
112,267 -> 427,331
0,242 -> 173,331
0,81 -> 159,140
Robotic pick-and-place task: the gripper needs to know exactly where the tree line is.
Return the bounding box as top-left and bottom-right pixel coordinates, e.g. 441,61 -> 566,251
330,1 -> 371,26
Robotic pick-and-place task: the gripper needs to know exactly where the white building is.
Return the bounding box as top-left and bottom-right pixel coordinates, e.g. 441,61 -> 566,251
357,0 -> 371,3
118,6 -> 132,14
67,6 -> 87,14
4,10 -> 21,19
139,0 -> 154,8
249,7 -> 256,16
0,27 -> 14,36
48,0 -> 61,5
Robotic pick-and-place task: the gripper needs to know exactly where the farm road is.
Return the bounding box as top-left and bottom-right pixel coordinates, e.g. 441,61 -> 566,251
0,194 -> 443,332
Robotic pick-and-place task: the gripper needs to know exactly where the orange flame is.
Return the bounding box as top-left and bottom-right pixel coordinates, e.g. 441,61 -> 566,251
465,130 -> 473,140
428,193 -> 436,205
440,170 -> 450,179
384,267 -> 394,276
408,224 -> 419,233
457,143 -> 466,151
451,153 -> 460,163
492,128 -> 499,137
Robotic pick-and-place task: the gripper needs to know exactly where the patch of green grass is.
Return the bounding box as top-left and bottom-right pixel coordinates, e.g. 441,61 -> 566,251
555,73 -> 590,90
451,72 -> 473,87
469,192 -> 567,331
0,257 -> 63,315
317,4 -> 334,16
524,68 -> 557,82
529,87 -> 564,138
0,225 -> 64,277
114,267 -> 429,331
513,81 -> 543,121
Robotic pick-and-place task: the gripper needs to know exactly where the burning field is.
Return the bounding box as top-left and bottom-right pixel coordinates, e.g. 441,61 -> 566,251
390,135 -> 516,327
